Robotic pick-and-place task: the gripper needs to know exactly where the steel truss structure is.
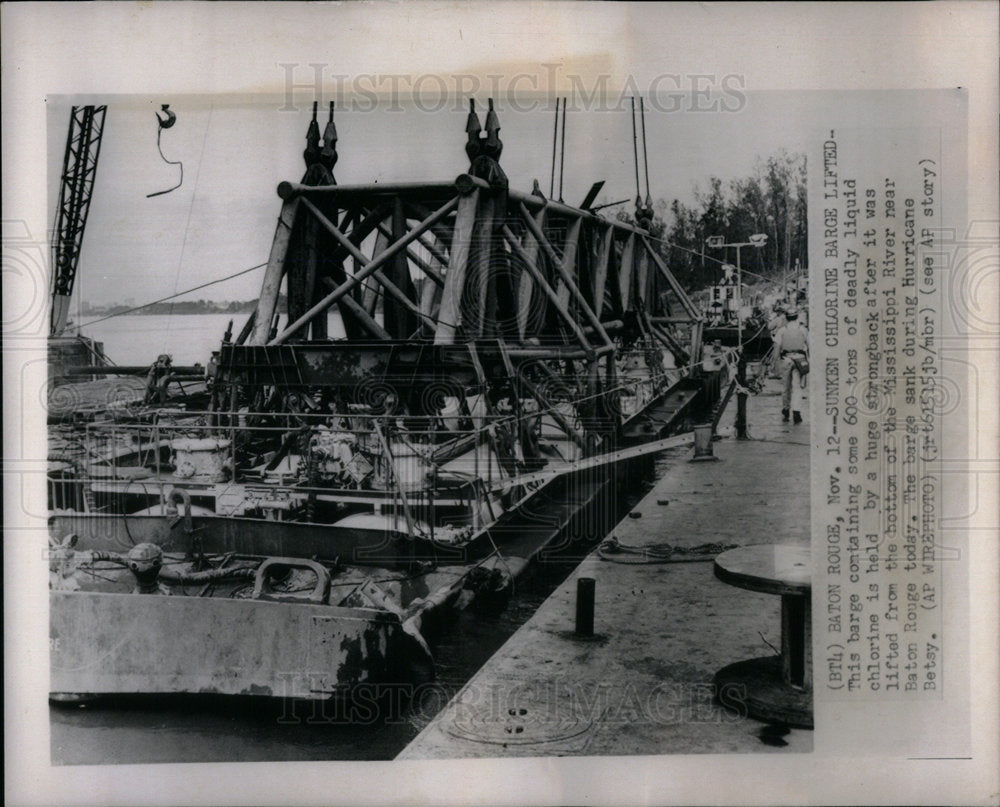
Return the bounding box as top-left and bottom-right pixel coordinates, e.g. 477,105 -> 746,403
217,100 -> 705,459
51,105 -> 107,337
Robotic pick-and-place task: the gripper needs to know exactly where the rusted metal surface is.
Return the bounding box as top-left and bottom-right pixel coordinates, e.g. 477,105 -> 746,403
49,513 -> 422,567
219,340 -> 478,391
50,591 -> 403,698
277,179 -> 468,201
219,339 -> 616,390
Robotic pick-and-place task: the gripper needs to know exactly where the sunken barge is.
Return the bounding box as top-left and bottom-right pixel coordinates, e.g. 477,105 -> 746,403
49,100 -> 725,701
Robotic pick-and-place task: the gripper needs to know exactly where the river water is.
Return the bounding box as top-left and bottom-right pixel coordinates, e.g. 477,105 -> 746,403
80,312 -> 346,367
51,313 -> 667,764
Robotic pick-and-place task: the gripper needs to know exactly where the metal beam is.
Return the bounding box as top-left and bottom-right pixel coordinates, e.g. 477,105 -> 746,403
583,319 -> 624,336
434,189 -> 479,344
554,217 -> 581,312
636,245 -> 650,310
335,203 -> 392,281
641,236 -> 702,321
51,105 -> 107,336
419,258 -> 443,319
649,321 -> 690,367
487,430 -> 694,492
401,205 -> 453,266
301,198 -> 436,334
456,173 -> 652,237
515,206 -> 545,340
518,203 -> 612,349
278,179 -> 468,200
690,319 -> 704,368
517,373 -> 587,451
270,196 -> 457,344
500,225 -> 595,357
618,234 -> 635,313
363,230 -> 389,316
251,197 -> 300,344
386,197 -> 417,338
592,224 -> 613,320
318,277 -> 390,339
386,234 -> 448,286
402,201 -> 456,251
469,194 -> 496,338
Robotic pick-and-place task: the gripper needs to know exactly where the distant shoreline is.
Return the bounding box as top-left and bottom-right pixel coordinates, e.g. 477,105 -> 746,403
78,299 -> 261,317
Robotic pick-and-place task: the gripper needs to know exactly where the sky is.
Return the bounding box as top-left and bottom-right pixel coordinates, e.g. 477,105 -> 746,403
49,89 -> 816,309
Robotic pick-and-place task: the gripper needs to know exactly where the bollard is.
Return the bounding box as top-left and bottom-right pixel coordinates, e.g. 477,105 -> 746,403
690,423 -> 719,462
575,577 -> 595,637
736,351 -> 749,440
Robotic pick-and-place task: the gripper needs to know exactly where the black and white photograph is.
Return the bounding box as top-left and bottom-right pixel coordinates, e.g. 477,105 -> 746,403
4,3 -> 998,805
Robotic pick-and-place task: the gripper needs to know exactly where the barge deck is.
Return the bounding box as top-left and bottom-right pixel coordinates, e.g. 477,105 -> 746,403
399,376 -> 811,758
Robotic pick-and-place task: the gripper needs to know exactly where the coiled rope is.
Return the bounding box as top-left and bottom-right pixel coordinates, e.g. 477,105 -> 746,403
598,535 -> 738,564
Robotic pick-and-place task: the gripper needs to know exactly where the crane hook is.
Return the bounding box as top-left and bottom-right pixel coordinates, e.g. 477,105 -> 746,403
147,104 -> 183,198
156,104 -> 177,129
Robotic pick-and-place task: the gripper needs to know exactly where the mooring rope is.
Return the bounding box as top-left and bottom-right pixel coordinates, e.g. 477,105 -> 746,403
597,535 -> 739,564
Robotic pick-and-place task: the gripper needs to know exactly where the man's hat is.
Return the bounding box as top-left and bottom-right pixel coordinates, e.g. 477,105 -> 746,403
785,310 -> 798,320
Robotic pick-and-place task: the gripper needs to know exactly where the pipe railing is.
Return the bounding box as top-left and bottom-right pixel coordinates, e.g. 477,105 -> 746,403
82,405 -> 577,472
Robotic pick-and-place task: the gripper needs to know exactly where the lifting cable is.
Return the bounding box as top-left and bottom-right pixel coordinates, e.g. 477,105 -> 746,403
558,97 -> 567,202
147,104 -> 183,198
639,96 -> 652,207
549,98 -> 560,198
630,97 -> 641,205
547,97 -> 568,200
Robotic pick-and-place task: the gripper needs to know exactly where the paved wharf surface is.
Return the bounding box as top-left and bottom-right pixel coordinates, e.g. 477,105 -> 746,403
399,376 -> 812,758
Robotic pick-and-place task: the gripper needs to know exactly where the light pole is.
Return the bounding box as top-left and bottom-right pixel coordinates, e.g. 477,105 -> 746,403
766,212 -> 780,290
706,234 -> 768,348
707,233 -> 768,439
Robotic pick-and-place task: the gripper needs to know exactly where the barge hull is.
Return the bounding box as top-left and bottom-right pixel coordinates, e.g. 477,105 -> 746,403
50,591 -> 404,699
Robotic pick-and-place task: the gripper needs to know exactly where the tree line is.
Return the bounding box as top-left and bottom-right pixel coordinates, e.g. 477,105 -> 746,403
619,149 -> 807,290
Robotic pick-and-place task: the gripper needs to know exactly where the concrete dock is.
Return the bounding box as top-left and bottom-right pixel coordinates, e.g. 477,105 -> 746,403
399,376 -> 812,758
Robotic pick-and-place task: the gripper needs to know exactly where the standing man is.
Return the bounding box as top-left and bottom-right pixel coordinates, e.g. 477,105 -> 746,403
144,354 -> 174,405
772,309 -> 809,423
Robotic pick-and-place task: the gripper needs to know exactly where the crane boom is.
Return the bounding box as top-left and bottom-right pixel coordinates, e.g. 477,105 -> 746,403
51,105 -> 106,336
